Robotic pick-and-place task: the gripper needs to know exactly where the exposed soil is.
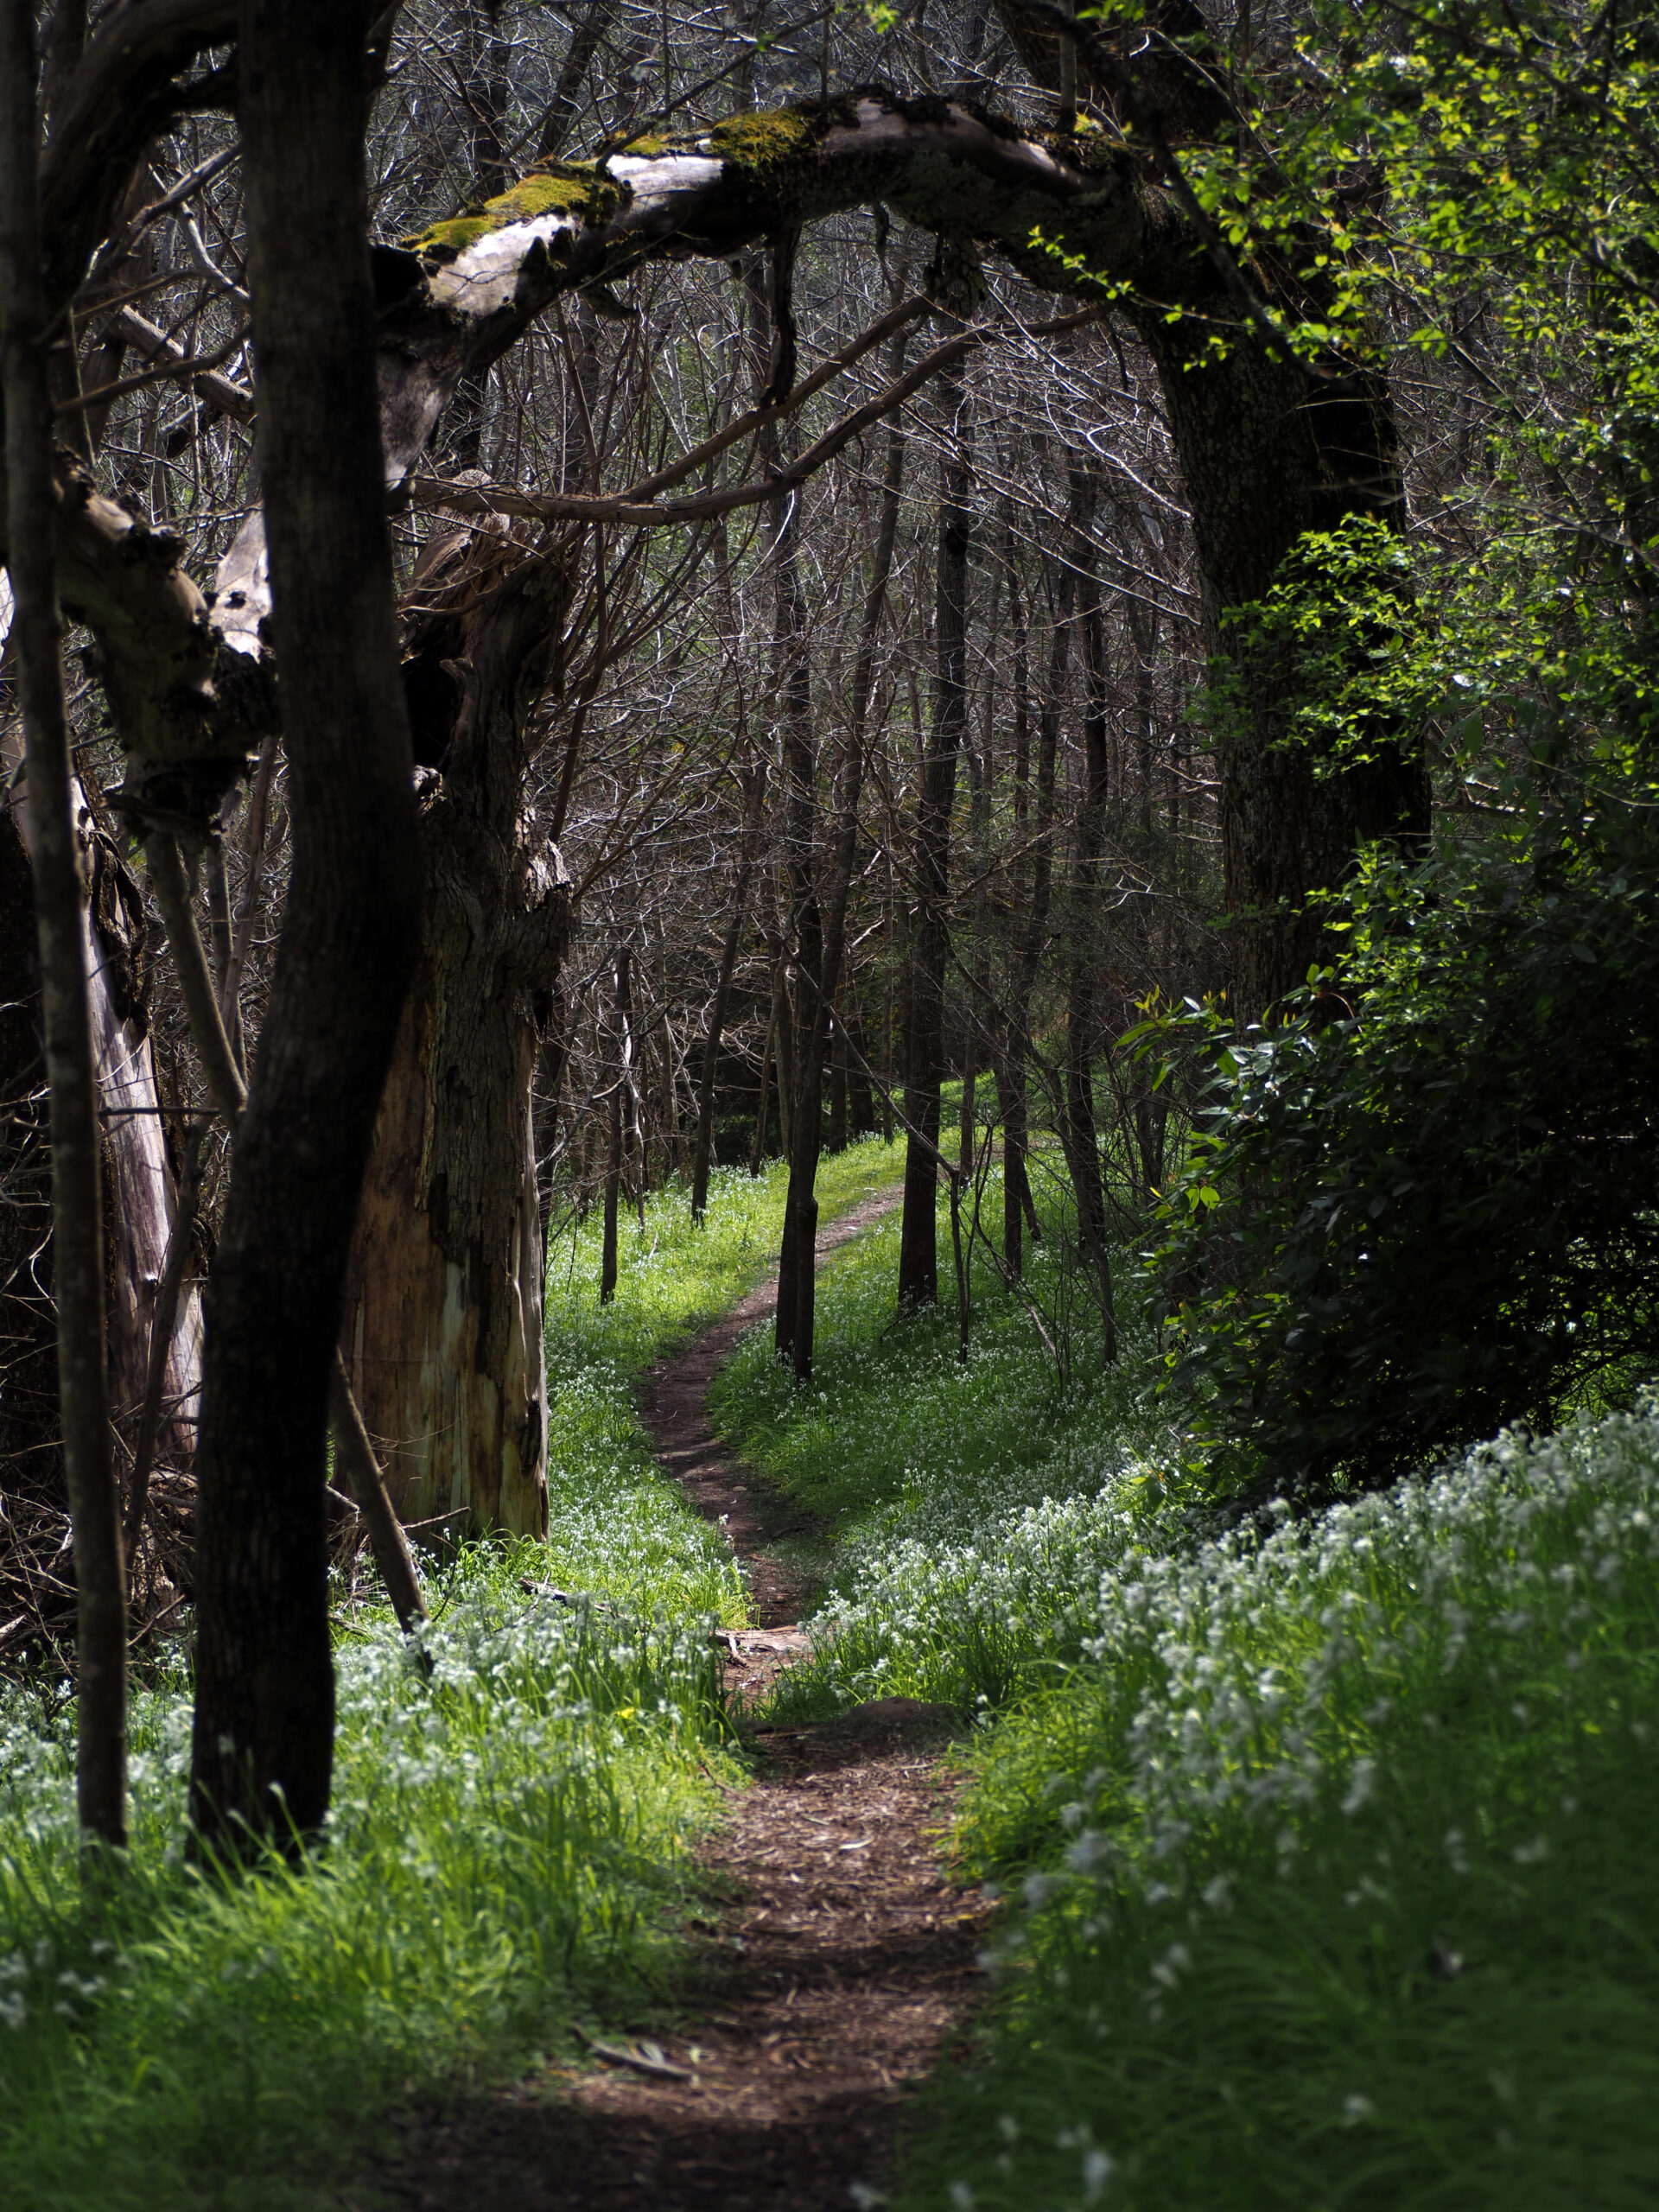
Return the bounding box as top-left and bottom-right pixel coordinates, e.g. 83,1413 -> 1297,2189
372,1187 -> 997,2212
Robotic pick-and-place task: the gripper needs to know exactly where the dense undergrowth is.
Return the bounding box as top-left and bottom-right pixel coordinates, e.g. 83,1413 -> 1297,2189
0,1144 -> 889,2210
715,1175 -> 1659,2207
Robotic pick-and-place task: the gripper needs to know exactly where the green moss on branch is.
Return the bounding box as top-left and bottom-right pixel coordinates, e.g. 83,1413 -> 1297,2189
402,162 -> 623,261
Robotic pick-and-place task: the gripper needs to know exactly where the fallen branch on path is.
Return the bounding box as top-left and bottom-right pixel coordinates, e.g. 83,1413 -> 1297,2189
570,2023 -> 694,2081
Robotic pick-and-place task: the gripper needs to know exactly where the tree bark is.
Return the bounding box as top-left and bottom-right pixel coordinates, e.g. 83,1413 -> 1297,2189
343,803 -> 563,1536
600,944 -> 631,1306
748,969 -> 779,1175
996,522 -> 1034,1278
1056,465 -> 1116,1363
187,0 -> 422,1852
899,329 -> 972,1312
2,0 -> 127,1853
776,321 -> 906,1374
690,756 -> 766,1220
0,807 -> 59,1497
342,499 -> 573,1539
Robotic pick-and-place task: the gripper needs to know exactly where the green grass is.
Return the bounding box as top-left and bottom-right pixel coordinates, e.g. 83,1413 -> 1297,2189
0,1148 -> 893,2210
709,1166 -> 1170,1714
545,1141 -> 898,1376
696,1158 -> 1659,2206
893,1402 -> 1659,2211
539,1141 -> 899,1623
0,1551 -> 727,2209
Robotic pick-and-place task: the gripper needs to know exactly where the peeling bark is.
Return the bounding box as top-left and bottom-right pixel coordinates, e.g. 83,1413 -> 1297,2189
342,505 -> 575,1536
343,805 -> 564,1538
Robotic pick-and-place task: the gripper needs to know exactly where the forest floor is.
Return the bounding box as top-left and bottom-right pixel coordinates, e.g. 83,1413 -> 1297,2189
378,1187 -> 996,2212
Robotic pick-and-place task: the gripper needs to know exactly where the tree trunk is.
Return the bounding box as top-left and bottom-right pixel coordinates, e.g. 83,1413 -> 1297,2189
0,788 -> 202,1509
691,757 -> 766,1220
748,974 -> 778,1175
828,1020 -> 848,1154
898,326 -> 971,1313
1057,465 -> 1116,1363
86,813 -> 204,1471
340,807 -> 564,1539
0,807 -> 58,1494
600,943 -> 630,1305
188,0 -> 423,1853
777,322 -> 907,1374
770,408 -> 823,1376
997,523 -> 1035,1278
2,0 -> 126,1852
346,463 -> 579,1538
960,550 -> 1000,1178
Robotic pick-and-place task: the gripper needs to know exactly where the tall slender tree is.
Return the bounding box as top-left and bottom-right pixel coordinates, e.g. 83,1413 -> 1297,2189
186,0 -> 422,1851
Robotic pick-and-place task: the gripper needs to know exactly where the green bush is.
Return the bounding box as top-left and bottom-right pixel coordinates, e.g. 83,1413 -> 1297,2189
1148,759 -> 1659,1498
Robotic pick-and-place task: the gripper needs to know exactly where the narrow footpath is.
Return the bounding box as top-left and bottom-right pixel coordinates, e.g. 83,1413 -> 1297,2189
378,1191 -> 995,2212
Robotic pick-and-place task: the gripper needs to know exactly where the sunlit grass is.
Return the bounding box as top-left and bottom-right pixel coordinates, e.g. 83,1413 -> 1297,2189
545,1139 -> 899,1376
698,1161 -> 1659,2205
896,1400 -> 1659,2209
712,1168 -> 1171,1714
540,1139 -> 899,1624
0,1550 -> 729,2209
0,1149 -> 887,2210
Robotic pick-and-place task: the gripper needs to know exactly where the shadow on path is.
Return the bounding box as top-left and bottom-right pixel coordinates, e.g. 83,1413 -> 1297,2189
373,1184 -> 994,2212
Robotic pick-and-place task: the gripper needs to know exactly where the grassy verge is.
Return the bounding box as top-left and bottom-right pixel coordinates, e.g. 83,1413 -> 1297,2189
0,1146 -> 889,2210
705,1162 -> 1659,2203
539,1140 -> 898,1623
899,1402 -> 1659,2210
710,1167 -> 1170,1713
0,1556 -> 723,2210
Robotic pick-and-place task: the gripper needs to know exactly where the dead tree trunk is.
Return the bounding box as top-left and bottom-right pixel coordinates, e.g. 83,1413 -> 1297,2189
342,806 -> 565,1538
343,514 -> 576,1537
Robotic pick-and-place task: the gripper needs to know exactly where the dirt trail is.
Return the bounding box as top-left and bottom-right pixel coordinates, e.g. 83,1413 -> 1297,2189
638,1183 -> 905,1641
378,1185 -> 995,2212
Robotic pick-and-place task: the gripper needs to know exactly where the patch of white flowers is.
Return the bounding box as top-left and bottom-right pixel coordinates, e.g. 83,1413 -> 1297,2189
789,1474 -> 1161,1711
948,1393 -> 1659,1993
